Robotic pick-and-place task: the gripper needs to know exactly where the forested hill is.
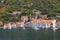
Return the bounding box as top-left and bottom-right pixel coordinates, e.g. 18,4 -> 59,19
0,0 -> 60,22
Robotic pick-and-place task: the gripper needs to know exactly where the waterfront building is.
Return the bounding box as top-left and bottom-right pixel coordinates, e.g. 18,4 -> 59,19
2,17 -> 57,30
56,21 -> 60,28
30,18 -> 56,29
25,22 -> 32,28
16,22 -> 21,28
0,21 -> 3,28
10,22 -> 17,28
30,19 -> 40,30
0,21 -> 3,26
16,22 -> 25,29
21,16 -> 28,22
39,19 -> 56,29
4,23 -> 11,29
4,22 -> 17,29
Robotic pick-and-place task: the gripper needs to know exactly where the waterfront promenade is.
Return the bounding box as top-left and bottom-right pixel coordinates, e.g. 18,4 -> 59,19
0,18 -> 59,31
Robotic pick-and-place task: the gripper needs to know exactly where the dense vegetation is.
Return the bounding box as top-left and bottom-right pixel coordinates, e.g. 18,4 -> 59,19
0,0 -> 60,22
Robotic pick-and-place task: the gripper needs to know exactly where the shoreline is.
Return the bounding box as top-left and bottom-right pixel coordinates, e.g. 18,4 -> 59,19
0,26 -> 59,31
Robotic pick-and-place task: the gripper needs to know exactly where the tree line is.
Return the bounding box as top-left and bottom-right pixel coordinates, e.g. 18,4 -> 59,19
0,0 -> 60,22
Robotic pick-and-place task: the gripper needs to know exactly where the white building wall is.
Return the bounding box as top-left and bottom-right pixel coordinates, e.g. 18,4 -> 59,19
52,20 -> 56,28
8,23 -> 12,29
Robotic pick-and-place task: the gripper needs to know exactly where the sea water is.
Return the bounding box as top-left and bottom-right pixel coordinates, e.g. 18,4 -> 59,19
0,28 -> 60,40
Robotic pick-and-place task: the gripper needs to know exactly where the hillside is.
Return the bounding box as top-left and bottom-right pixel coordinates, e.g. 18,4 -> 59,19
0,0 -> 60,22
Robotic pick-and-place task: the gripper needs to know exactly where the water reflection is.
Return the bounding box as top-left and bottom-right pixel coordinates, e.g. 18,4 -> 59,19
0,28 -> 60,40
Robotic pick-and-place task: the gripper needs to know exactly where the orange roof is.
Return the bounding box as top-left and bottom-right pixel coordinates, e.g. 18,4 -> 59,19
0,21 -> 3,25
0,21 -> 3,24
31,19 -> 54,23
31,21 -> 36,23
42,20 -> 53,23
16,22 -> 21,24
25,22 -> 30,24
21,16 -> 28,18
16,22 -> 24,24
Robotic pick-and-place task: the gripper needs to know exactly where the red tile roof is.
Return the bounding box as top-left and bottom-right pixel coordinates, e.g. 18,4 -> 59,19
42,20 -> 53,23
21,16 -> 28,18
16,22 -> 24,24
31,19 -> 54,23
16,22 -> 21,24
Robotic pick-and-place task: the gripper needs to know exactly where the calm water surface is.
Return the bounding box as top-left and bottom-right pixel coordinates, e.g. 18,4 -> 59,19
0,28 -> 60,40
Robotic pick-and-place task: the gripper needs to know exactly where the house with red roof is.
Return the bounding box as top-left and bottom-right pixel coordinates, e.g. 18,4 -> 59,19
39,20 -> 56,28
16,22 -> 25,29
30,18 -> 56,29
4,22 -> 16,29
